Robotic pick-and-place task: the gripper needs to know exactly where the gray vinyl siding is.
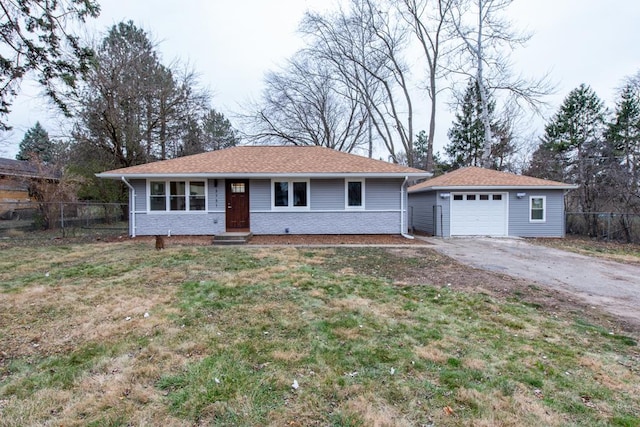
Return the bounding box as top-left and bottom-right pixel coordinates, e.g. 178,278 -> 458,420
310,179 -> 344,210
208,179 -> 225,211
132,180 -> 146,211
439,192 -> 451,237
408,191 -> 449,237
366,179 -> 402,210
250,179 -> 271,210
408,192 -> 436,234
250,178 -> 402,211
508,190 -> 565,237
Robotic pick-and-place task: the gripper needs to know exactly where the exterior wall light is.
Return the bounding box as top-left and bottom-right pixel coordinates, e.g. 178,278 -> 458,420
440,193 -> 451,199
517,192 -> 526,198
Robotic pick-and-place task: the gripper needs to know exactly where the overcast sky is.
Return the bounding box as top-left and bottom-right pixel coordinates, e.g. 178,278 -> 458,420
2,0 -> 639,160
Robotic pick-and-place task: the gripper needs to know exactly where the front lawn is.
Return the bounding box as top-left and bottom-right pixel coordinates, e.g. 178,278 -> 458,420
0,241 -> 638,426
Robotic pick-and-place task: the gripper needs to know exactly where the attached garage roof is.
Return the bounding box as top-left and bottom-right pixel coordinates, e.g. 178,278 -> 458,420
409,167 -> 576,192
97,146 -> 429,179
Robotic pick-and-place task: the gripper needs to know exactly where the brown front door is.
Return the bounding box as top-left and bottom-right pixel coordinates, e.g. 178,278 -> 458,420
225,180 -> 250,231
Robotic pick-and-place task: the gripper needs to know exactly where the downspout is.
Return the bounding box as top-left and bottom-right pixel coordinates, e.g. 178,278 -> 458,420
121,177 -> 136,238
400,176 -> 415,240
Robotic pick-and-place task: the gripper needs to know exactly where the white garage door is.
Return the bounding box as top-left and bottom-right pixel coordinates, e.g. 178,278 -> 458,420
450,192 -> 508,236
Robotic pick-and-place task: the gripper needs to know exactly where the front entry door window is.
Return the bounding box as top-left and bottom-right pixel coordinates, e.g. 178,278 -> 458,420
226,180 -> 250,230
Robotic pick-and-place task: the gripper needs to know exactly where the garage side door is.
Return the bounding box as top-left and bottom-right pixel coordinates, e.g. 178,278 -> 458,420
450,193 -> 508,236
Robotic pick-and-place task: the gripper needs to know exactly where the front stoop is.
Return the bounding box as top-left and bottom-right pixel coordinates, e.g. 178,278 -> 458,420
213,232 -> 253,245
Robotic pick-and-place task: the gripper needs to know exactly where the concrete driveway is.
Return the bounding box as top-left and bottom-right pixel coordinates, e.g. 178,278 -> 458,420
421,237 -> 640,327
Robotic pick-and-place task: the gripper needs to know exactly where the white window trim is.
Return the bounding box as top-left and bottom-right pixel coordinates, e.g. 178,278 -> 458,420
529,195 -> 546,223
345,179 -> 365,210
147,179 -> 208,213
270,179 -> 310,211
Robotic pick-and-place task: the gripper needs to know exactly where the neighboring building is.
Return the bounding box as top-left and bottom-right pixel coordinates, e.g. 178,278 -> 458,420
408,167 -> 577,238
0,158 -> 57,218
97,146 -> 429,237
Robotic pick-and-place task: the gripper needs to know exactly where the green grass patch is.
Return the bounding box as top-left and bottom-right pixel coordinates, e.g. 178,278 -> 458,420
3,343 -> 111,398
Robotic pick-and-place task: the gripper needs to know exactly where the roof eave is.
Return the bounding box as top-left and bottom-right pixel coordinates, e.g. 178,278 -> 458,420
409,184 -> 578,193
97,172 -> 431,180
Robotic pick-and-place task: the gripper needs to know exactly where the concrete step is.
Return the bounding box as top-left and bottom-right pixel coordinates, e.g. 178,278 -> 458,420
213,232 -> 253,245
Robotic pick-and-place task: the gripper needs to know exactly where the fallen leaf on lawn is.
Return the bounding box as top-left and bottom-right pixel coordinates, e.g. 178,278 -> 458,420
443,406 -> 454,416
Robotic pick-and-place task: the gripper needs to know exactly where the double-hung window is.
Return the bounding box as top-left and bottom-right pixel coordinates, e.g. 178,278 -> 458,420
272,180 -> 309,209
150,182 -> 167,211
189,181 -> 206,210
149,180 -> 206,212
345,179 -> 365,209
530,196 -> 546,222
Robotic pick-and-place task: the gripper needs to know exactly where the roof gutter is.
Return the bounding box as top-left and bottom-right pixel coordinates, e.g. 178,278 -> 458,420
409,184 -> 579,193
400,176 -> 414,240
121,177 -> 136,238
97,172 -> 430,180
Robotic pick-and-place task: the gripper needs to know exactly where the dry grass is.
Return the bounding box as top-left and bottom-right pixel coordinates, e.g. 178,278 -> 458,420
533,236 -> 640,264
0,240 -> 639,426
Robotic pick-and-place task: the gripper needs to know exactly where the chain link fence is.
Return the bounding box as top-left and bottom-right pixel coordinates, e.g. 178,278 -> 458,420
0,201 -> 129,241
566,212 -> 640,243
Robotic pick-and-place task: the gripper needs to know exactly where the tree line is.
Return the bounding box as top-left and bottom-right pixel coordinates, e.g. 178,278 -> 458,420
3,0 -> 639,238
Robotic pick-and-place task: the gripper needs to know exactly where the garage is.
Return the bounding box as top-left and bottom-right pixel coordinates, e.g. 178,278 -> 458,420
450,192 -> 508,236
407,167 -> 576,238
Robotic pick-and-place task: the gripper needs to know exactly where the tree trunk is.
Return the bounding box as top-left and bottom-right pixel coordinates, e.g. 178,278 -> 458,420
476,0 -> 494,168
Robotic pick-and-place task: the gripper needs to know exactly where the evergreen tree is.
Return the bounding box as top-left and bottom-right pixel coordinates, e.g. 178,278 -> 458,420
177,108 -> 239,157
0,0 -> 100,130
525,142 -> 564,182
201,108 -> 239,152
543,84 -> 606,155
413,130 -> 429,170
604,81 -> 640,241
607,83 -> 640,174
540,83 -> 608,235
445,78 -> 510,169
178,117 -> 204,157
16,122 -> 54,163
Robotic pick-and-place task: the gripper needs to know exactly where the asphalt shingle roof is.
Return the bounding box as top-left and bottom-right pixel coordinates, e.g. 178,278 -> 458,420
0,157 -> 58,179
98,146 -> 427,177
409,166 -> 575,192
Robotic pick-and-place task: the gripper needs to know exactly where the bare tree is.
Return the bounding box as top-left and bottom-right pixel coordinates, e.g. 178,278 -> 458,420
398,0 -> 456,171
246,51 -> 368,153
301,0 -> 418,165
22,154 -> 79,230
449,0 -> 552,167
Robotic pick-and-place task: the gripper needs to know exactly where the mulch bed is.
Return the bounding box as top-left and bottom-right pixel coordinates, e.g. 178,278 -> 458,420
123,234 -> 429,247
248,234 -> 428,245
